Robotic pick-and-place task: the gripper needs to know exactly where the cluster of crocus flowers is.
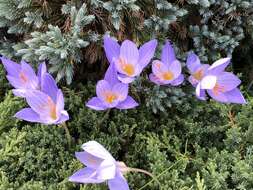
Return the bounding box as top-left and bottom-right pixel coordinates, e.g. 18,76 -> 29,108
104,36 -> 157,84
187,54 -> 246,104
69,141 -> 130,190
86,36 -> 158,111
1,56 -> 69,124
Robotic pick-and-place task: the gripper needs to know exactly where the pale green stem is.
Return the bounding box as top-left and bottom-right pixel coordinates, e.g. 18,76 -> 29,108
138,159 -> 182,190
60,122 -> 71,147
96,109 -> 111,128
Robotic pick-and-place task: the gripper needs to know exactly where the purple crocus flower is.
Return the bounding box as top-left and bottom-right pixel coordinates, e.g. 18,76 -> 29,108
149,41 -> 184,86
14,73 -> 69,124
1,56 -> 46,97
196,58 -> 246,104
186,53 -> 210,87
69,141 -> 129,190
86,63 -> 138,110
104,36 -> 157,83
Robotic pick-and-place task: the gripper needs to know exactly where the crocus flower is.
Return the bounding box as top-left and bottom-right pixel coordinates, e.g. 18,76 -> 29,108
86,63 -> 138,110
196,58 -> 246,104
15,73 -> 69,124
69,141 -> 130,190
104,36 -> 157,83
1,56 -> 46,97
149,41 -> 184,86
186,53 -> 210,87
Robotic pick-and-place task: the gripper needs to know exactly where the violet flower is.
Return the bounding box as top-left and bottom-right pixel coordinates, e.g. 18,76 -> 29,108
86,63 -> 138,110
104,36 -> 157,83
149,41 -> 184,86
15,73 -> 69,124
186,53 -> 210,87
1,56 -> 46,97
69,141 -> 130,190
196,58 -> 246,104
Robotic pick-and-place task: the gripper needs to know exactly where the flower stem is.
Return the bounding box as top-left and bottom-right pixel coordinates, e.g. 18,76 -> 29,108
127,167 -> 161,187
61,122 -> 71,148
96,109 -> 111,128
137,159 -> 182,190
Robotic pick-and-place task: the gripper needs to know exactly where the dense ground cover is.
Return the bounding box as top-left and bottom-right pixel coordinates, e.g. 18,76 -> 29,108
1,0 -> 253,190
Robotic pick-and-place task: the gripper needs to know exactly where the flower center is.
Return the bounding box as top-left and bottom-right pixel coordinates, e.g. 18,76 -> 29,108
193,69 -> 203,81
119,58 -> 135,76
47,97 -> 57,120
213,83 -> 225,95
19,72 -> 28,83
162,71 -> 174,80
105,92 -> 117,103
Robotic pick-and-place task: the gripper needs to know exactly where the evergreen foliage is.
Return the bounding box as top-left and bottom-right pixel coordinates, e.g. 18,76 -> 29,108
0,0 -> 253,189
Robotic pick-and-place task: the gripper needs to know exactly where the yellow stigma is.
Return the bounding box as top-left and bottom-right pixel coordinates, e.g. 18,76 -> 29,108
19,72 -> 28,83
104,92 -> 117,103
119,58 -> 135,76
213,83 -> 225,96
162,71 -> 174,80
193,69 -> 204,81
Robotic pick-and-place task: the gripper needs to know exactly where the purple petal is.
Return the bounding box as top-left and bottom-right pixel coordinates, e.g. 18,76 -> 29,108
1,56 -> 21,76
196,83 -> 207,100
25,90 -> 60,123
14,108 -> 42,123
38,62 -> 47,85
138,39 -> 157,69
168,60 -> 182,79
186,53 -> 201,73
112,83 -> 128,101
104,36 -> 120,64
104,63 -> 119,85
188,76 -> 199,87
86,97 -> 108,111
56,111 -> 69,124
120,40 -> 139,65
75,151 -> 104,169
223,88 -> 246,104
161,41 -> 176,66
170,74 -> 184,86
108,172 -> 130,190
149,73 -> 164,85
96,159 -> 117,180
12,89 -> 27,97
207,88 -> 246,104
6,75 -> 24,89
117,74 -> 135,84
151,60 -> 167,79
20,61 -> 38,89
41,73 -> 58,102
216,72 -> 241,92
96,80 -> 111,101
208,57 -> 230,74
116,96 -> 139,109
81,141 -> 115,161
56,89 -> 64,112
69,167 -> 104,184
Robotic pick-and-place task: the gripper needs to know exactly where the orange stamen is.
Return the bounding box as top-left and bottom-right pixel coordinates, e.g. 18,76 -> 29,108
47,97 -> 57,120
193,69 -> 204,81
118,57 -> 135,76
161,71 -> 174,81
104,92 -> 117,103
213,83 -> 225,96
